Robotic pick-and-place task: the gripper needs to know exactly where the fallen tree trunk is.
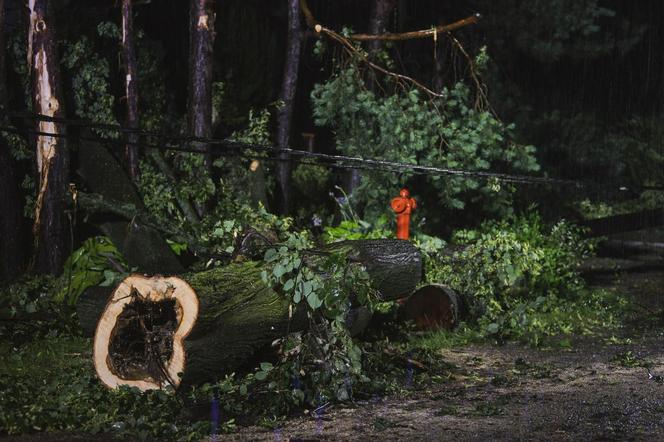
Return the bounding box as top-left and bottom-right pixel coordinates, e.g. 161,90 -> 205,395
87,262 -> 305,391
80,239 -> 421,390
403,284 -> 463,331
323,239 -> 421,300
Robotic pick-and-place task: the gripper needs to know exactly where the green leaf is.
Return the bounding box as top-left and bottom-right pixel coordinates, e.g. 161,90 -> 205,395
487,323 -> 500,334
264,249 -> 277,262
283,279 -> 295,291
307,293 -> 323,309
273,265 -> 286,278
259,362 -> 273,371
302,281 -> 313,298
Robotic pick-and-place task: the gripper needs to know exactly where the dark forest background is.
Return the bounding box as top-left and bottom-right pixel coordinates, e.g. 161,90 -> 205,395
2,0 -> 664,276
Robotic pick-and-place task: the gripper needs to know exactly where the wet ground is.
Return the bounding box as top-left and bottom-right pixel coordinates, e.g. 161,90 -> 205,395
230,259 -> 664,441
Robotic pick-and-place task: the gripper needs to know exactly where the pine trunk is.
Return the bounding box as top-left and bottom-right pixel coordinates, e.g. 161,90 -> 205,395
188,0 -> 215,171
28,0 -> 69,275
275,0 -> 304,215
121,0 -> 139,181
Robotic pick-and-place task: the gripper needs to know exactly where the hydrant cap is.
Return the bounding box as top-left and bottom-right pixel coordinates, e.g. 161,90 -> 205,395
399,188 -> 410,198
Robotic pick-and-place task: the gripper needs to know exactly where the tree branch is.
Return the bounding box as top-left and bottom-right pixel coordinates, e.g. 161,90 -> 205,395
73,192 -> 207,257
351,14 -> 481,41
147,150 -> 201,226
299,0 -> 480,98
319,25 -> 446,98
299,0 -> 480,42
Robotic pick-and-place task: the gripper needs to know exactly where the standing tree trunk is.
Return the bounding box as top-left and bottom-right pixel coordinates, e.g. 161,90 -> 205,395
27,0 -> 69,275
0,0 -> 26,281
0,143 -> 25,281
121,0 -> 139,181
0,0 -> 6,107
367,0 -> 398,57
188,0 -> 215,172
345,0 -> 397,197
275,0 -> 304,215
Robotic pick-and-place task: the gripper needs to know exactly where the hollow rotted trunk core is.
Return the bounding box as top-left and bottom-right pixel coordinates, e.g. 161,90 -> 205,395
93,275 -> 198,391
107,293 -> 178,385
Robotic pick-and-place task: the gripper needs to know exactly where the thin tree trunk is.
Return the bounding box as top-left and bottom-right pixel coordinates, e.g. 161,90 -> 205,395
368,0 -> 397,55
0,0 -> 7,107
0,147 -> 26,282
0,0 -> 27,281
27,0 -> 69,275
188,0 -> 215,171
121,0 -> 139,181
345,0 -> 397,196
275,0 -> 304,215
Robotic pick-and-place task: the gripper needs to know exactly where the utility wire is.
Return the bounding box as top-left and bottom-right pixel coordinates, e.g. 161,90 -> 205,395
0,122 -> 577,186
7,112 -> 659,191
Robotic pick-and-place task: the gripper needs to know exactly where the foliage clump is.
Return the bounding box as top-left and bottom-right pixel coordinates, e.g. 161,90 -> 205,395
422,213 -> 625,346
311,63 -> 539,223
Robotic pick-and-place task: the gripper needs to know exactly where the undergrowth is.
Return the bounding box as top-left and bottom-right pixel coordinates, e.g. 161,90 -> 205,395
0,212 -> 632,439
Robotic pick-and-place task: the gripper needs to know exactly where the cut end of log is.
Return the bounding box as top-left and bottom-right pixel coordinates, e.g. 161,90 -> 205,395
404,284 -> 460,331
93,275 -> 199,391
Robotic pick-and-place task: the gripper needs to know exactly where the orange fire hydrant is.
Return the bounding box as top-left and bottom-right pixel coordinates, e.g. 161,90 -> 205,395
391,188 -> 416,240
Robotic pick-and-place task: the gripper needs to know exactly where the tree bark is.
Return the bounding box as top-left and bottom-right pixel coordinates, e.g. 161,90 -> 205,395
121,0 -> 139,181
188,0 -> 215,171
275,0 -> 304,215
322,239 -> 421,300
367,0 -> 397,55
28,0 -> 69,275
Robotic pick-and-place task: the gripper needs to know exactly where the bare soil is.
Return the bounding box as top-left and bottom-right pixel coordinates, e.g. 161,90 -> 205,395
229,261 -> 664,441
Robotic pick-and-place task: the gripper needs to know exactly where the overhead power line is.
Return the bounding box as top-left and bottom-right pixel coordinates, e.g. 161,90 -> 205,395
2,111 -> 585,187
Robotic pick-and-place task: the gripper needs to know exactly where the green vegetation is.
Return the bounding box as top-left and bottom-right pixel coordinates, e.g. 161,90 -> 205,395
311,63 -> 539,224
415,213 -> 628,347
1,0 -> 658,439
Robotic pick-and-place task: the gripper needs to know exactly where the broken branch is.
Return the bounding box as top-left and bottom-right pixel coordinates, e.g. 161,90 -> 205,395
350,14 -> 481,41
